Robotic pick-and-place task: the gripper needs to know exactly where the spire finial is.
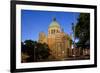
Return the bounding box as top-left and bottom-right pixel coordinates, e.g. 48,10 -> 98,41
53,17 -> 56,21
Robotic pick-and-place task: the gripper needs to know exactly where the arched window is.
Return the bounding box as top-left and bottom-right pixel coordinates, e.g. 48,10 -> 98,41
56,30 -> 59,33
51,30 -> 53,34
54,29 -> 55,34
57,30 -> 58,33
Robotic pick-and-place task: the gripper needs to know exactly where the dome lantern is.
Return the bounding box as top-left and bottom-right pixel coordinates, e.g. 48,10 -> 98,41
53,17 -> 56,21
49,17 -> 60,28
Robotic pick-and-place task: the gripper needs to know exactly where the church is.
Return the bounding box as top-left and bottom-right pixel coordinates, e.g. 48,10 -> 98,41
38,18 -> 72,60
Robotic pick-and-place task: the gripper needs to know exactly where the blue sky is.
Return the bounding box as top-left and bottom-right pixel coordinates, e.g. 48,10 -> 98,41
21,10 -> 80,42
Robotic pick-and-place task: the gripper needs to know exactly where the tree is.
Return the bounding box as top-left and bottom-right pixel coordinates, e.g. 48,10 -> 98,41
23,40 -> 37,62
21,40 -> 50,62
75,13 -> 90,48
21,42 -> 30,63
36,43 -> 50,61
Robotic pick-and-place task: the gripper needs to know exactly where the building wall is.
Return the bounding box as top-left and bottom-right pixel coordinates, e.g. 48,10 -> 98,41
47,31 -> 72,60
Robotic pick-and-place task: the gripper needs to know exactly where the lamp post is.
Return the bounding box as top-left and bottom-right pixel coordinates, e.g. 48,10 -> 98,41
72,23 -> 76,57
34,46 -> 36,62
74,23 -> 76,57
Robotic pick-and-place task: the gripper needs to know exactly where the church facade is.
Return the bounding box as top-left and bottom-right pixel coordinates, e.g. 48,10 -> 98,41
38,18 -> 72,60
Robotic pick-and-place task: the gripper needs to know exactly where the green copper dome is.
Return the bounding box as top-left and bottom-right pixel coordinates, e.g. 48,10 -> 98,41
49,18 -> 60,28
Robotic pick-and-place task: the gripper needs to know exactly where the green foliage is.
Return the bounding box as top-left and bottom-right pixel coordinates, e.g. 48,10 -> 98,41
21,40 -> 50,62
75,13 -> 90,48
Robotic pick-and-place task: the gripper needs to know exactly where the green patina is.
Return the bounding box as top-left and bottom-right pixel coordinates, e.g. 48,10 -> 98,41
49,17 -> 60,28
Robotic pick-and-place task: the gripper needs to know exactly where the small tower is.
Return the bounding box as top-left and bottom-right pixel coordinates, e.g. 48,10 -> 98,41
38,32 -> 47,44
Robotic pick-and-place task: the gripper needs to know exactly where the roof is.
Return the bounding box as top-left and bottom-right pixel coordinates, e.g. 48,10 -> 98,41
49,17 -> 60,28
